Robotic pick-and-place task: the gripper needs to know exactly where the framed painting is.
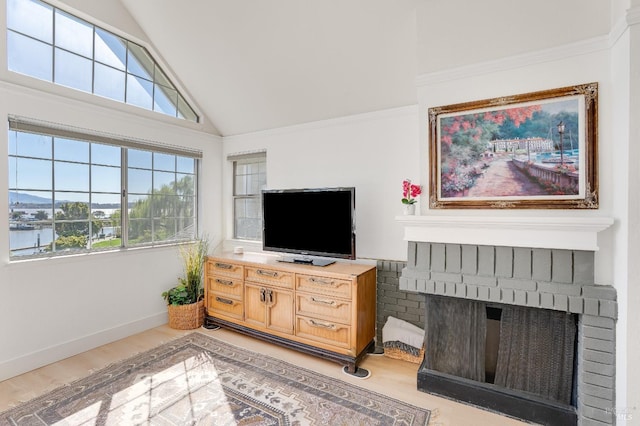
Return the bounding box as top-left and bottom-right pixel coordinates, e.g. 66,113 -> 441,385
428,82 -> 598,209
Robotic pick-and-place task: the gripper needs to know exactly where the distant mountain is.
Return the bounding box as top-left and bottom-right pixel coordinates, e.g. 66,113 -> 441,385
9,191 -> 52,205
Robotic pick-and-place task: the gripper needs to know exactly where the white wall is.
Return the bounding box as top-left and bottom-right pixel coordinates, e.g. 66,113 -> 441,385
222,106 -> 419,261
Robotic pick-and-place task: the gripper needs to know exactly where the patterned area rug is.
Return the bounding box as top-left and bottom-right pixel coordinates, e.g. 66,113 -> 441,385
1,332 -> 431,425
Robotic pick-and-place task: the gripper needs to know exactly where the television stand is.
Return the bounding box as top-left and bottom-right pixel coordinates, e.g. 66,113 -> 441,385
277,256 -> 335,267
204,253 -> 376,376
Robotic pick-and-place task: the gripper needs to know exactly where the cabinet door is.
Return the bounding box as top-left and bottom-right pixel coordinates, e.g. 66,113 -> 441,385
244,283 -> 267,328
265,287 -> 294,334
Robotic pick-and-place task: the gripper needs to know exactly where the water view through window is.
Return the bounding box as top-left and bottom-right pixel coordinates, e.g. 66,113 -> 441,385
8,128 -> 198,258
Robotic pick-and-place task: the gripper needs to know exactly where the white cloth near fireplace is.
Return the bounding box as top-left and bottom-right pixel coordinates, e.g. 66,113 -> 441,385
382,316 -> 425,350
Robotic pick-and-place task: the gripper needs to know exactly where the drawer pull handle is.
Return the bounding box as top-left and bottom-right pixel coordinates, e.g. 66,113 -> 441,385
215,262 -> 233,270
309,277 -> 334,286
257,269 -> 279,278
215,297 -> 234,305
308,319 -> 336,330
215,278 -> 234,286
310,297 -> 337,307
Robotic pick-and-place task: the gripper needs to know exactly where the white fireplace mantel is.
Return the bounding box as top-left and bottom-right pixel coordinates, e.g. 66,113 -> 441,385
395,215 -> 614,251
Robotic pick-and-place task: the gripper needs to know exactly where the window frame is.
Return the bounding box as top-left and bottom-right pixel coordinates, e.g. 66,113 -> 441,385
8,116 -> 202,260
231,152 -> 266,241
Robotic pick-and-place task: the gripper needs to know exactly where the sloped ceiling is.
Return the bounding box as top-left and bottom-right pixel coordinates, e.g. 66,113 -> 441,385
118,0 -> 418,136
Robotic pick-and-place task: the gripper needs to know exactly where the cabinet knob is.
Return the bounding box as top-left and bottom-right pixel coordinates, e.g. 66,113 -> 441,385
308,318 -> 337,330
309,277 -> 334,286
215,297 -> 234,305
215,262 -> 233,270
215,278 -> 234,286
257,269 -> 279,278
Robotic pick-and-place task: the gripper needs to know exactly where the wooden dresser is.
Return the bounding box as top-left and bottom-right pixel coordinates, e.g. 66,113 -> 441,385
204,252 -> 377,374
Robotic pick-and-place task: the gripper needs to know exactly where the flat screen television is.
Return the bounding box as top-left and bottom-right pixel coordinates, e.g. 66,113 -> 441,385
262,187 -> 355,266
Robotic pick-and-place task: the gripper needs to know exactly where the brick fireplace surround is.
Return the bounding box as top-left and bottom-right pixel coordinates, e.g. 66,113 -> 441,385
399,241 -> 617,425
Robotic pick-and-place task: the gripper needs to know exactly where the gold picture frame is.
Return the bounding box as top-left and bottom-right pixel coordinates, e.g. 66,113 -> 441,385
429,82 -> 598,209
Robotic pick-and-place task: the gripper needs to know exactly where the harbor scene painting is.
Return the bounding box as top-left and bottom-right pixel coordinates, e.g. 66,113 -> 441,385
429,83 -> 599,209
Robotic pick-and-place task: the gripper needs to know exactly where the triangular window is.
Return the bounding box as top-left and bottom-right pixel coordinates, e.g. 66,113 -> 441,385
6,0 -> 198,122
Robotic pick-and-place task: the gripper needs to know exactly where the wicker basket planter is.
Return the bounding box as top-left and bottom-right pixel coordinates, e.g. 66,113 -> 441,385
167,299 -> 204,330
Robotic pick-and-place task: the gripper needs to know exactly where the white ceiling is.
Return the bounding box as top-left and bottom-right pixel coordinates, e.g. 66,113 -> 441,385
118,0 -> 418,136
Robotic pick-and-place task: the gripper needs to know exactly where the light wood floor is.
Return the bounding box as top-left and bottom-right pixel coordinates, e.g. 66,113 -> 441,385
0,325 -> 529,425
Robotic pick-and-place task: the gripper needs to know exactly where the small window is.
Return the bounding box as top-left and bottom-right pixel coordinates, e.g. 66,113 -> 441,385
232,153 -> 266,240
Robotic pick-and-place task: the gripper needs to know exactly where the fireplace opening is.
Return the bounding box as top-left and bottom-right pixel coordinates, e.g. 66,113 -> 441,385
419,295 -> 578,426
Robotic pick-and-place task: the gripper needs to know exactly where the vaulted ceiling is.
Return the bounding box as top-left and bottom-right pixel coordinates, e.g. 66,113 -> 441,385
118,0 -> 418,136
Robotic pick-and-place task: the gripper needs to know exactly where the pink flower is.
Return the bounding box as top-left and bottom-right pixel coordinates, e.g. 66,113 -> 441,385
402,179 -> 422,205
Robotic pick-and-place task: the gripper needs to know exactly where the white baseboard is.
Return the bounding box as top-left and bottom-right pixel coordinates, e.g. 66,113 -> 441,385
0,312 -> 167,382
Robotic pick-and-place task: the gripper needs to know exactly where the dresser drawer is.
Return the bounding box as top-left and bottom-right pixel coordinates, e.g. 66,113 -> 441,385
296,274 -> 352,299
207,260 -> 243,278
208,276 -> 243,299
208,294 -> 243,320
245,267 -> 294,289
296,293 -> 351,324
296,315 -> 350,349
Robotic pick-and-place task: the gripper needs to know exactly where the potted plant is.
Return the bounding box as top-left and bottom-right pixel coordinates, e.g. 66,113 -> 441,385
401,179 -> 422,215
162,237 -> 209,329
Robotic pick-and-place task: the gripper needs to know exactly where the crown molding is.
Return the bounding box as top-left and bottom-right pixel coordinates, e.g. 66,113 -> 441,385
416,36 -> 610,88
223,104 -> 418,141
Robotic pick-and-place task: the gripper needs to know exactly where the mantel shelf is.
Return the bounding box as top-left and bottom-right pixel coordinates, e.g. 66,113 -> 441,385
395,215 -> 614,251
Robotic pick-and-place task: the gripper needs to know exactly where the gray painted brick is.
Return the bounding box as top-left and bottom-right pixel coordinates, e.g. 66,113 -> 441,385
580,394 -> 613,412
569,296 -> 584,313
498,278 -> 537,291
574,250 -> 595,284
399,277 -> 410,291
584,298 -> 600,316
445,244 -> 462,273
580,405 -> 614,423
478,286 -> 490,301
541,292 -> 554,309
407,242 -> 417,268
582,285 -> 617,301
425,281 -> 436,294
532,249 -> 552,281
461,245 -> 478,274
385,290 -> 408,300
385,303 -> 406,313
514,289 -> 527,305
552,250 -> 573,283
581,383 -> 614,401
477,246 -> 495,276
397,299 -> 421,309
434,281 -> 446,295
495,246 -> 513,277
407,293 -> 425,302
431,243 -> 446,272
582,315 -> 615,329
462,274 -> 498,287
455,283 -> 466,298
396,312 -> 420,323
378,296 -> 402,304
583,360 -> 614,377
579,418 -> 609,426
599,300 -> 617,319
583,325 -> 615,341
513,247 -> 532,279
583,337 -> 615,353
466,285 -> 479,299
445,282 -> 457,296
502,288 -> 514,304
431,272 -> 463,283
416,279 -> 428,293
416,242 -> 431,270
554,294 -> 569,311
526,291 -> 540,307
538,282 -> 582,296
583,348 -> 615,365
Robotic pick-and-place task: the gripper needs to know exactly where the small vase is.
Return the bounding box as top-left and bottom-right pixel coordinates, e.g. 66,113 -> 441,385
402,204 -> 416,215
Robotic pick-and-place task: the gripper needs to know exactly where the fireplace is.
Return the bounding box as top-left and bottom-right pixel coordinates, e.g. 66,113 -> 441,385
399,241 -> 617,426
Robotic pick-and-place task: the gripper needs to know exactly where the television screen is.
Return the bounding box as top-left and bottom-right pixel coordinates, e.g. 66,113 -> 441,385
262,187 -> 355,265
